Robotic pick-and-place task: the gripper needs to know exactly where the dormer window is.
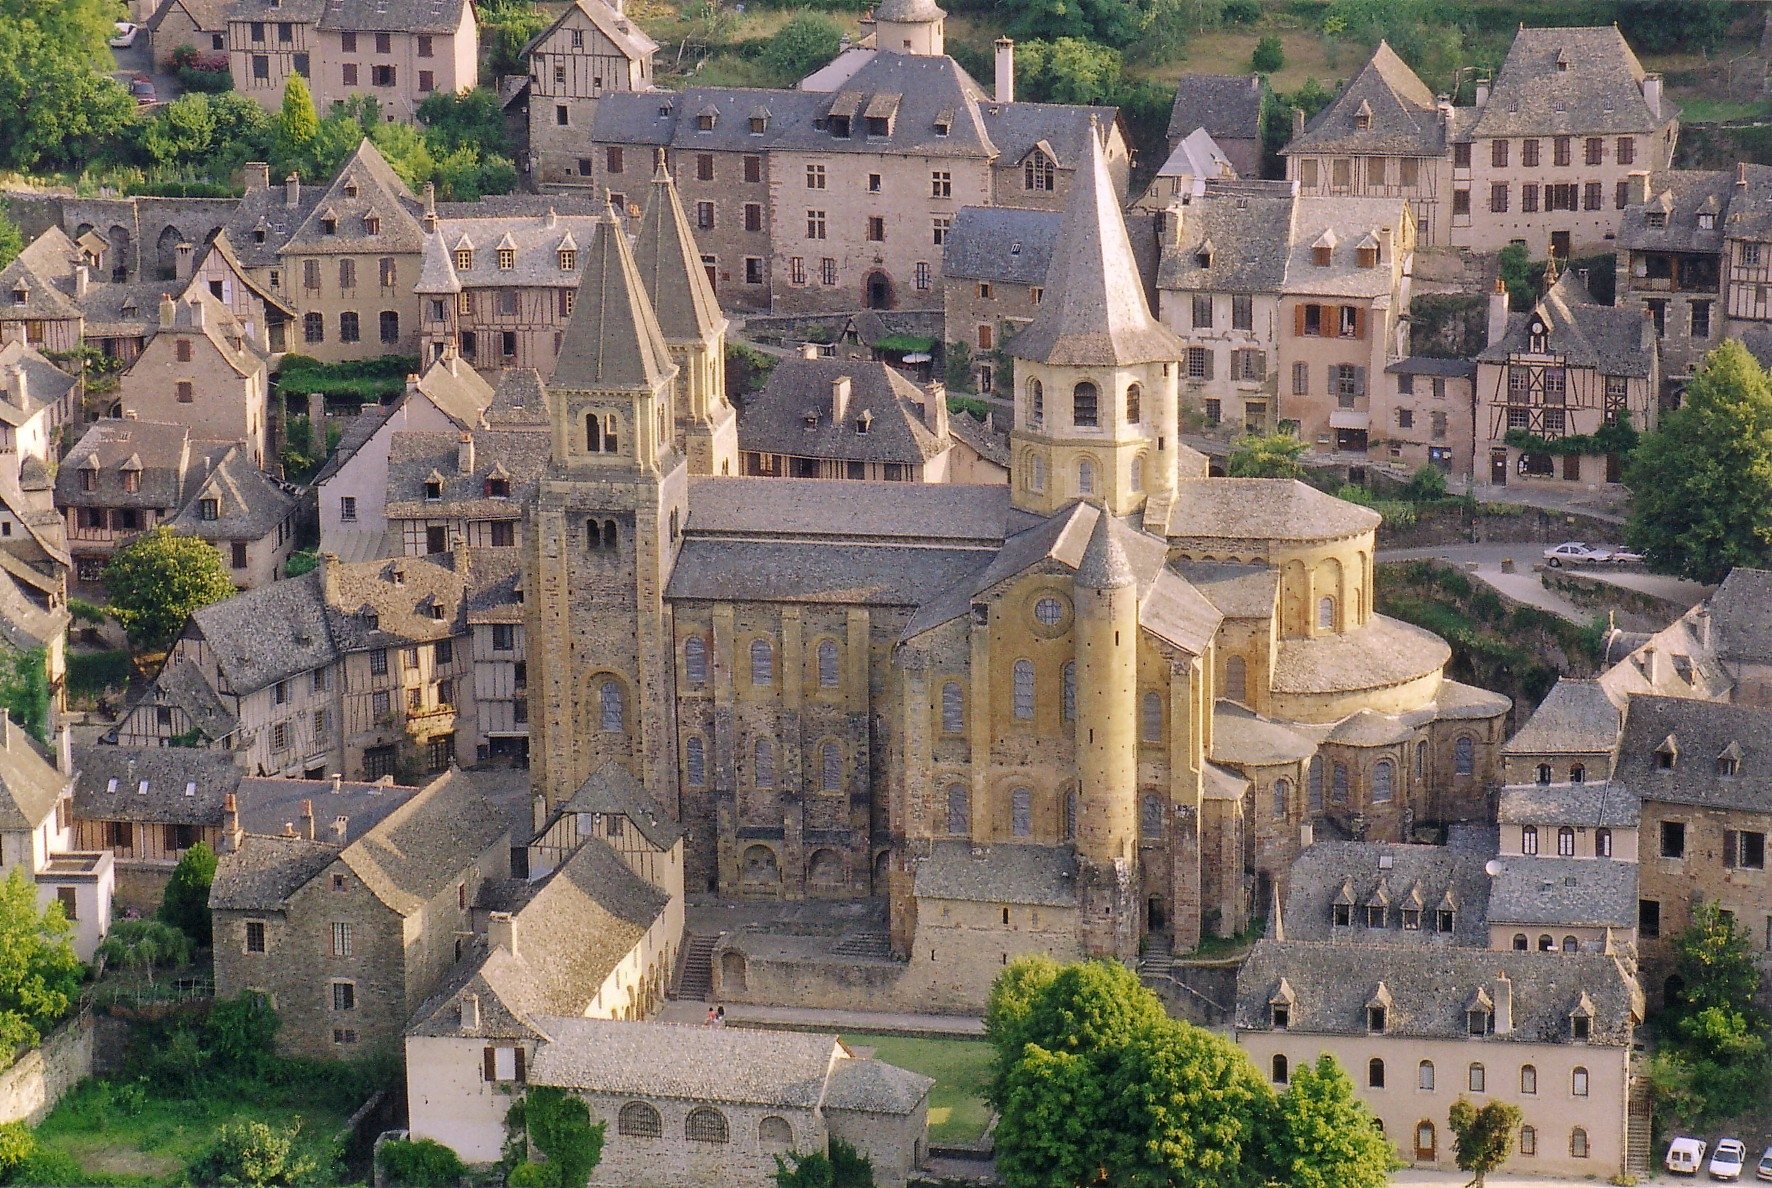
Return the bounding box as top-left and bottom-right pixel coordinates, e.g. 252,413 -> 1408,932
1312,245 -> 1331,267
1571,1014 -> 1590,1041
1357,245 -> 1378,268
364,215 -> 380,235
1401,908 -> 1420,930
559,250 -> 576,271
865,115 -> 890,137
1332,903 -> 1351,927
698,111 -> 717,131
1468,1009 -> 1489,1036
497,249 -> 515,270
750,114 -> 768,134
1355,100 -> 1372,130
424,479 -> 442,500
122,470 -> 141,494
1646,211 -> 1667,229
363,612 -> 379,629
344,181 -> 359,198
486,477 -> 509,498
322,217 -> 338,236
1437,909 -> 1455,933
254,228 -> 267,244
1271,1003 -> 1289,1028
9,287 -> 23,307
831,116 -> 851,139
1717,742 -> 1742,776
455,249 -> 473,270
1656,735 -> 1678,770
1365,904 -> 1385,928
856,410 -> 872,435
429,604 -> 445,620
935,113 -> 952,136
1699,212 -> 1716,229
1367,1005 -> 1387,1032
200,498 -> 219,521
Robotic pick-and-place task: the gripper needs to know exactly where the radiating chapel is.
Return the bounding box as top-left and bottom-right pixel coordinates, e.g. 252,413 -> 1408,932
522,135 -> 1508,1009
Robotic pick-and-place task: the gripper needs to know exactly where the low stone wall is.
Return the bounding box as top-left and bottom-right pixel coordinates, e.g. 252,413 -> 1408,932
0,1009 -> 96,1126
714,941 -> 917,1012
1540,568 -> 1695,626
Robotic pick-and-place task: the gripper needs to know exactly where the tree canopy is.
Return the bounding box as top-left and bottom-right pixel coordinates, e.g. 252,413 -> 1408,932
1227,432 -> 1308,479
160,841 -> 218,947
0,868 -> 83,1055
98,918 -> 193,986
1447,1097 -> 1522,1187
1653,902 -> 1770,1123
762,15 -> 844,80
1625,340 -> 1772,582
102,526 -> 239,654
1268,1056 -> 1397,1188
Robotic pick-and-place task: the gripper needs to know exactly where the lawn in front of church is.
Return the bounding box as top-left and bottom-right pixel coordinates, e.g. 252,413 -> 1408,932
840,1032 -> 993,1145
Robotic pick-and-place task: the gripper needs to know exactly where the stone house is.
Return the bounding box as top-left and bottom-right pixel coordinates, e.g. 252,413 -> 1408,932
115,292 -> 272,467
1500,679 -> 1624,787
145,0 -> 229,67
385,428 -> 549,558
1164,74 -> 1265,179
515,0 -> 658,193
940,206 -> 1062,395
1132,128 -> 1235,213
1474,265 -> 1657,489
189,229 -> 298,356
0,724 -> 113,961
226,0 -> 478,122
209,766 -> 514,1058
737,355 -> 950,482
0,230 -> 89,356
161,444 -> 299,589
465,554 -> 528,762
1490,780 -> 1639,956
0,340 -> 79,483
1374,356 -> 1476,477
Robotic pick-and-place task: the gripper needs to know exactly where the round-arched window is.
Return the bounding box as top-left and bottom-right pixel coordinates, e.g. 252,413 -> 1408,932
618,1101 -> 661,1138
1077,459 -> 1096,496
1027,378 -> 1044,426
1072,381 -> 1099,427
686,1107 -> 729,1144
1125,383 -> 1142,423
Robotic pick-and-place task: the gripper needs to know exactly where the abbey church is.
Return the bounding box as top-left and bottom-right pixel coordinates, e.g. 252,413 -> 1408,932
522,104 -> 1510,1010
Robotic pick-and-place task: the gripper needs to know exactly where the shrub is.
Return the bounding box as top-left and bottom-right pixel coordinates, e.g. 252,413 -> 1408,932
1251,34 -> 1284,73
160,841 -> 217,946
1224,0 -> 1262,22
187,1120 -> 317,1188
10,1144 -> 85,1187
378,1138 -> 466,1187
507,1161 -> 562,1188
1401,464 -> 1448,502
520,1088 -> 604,1188
761,14 -> 843,80
0,1121 -> 36,1180
206,991 -> 281,1076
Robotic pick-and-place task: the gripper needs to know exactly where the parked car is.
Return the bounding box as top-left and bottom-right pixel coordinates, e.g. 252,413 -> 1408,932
1754,1145 -> 1772,1181
1712,1139 -> 1747,1181
1609,547 -> 1646,564
1543,541 -> 1612,566
1668,1137 -> 1708,1176
109,21 -> 139,47
129,74 -> 157,105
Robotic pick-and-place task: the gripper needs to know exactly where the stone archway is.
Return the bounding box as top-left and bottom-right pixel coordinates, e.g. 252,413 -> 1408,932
720,949 -> 747,994
864,270 -> 894,310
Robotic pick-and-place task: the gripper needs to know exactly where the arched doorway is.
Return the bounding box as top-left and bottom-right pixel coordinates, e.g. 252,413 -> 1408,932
1146,896 -> 1167,931
864,270 -> 894,310
1414,1120 -> 1436,1162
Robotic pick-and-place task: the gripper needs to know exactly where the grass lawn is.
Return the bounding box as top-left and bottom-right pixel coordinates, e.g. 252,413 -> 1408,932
840,1032 -> 993,1146
26,1075 -> 356,1187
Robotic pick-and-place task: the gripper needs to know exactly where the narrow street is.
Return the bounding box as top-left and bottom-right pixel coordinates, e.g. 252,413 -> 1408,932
1378,544 -> 1713,625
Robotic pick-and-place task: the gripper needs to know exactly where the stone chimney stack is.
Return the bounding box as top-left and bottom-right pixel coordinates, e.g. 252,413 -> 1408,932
994,38 -> 1015,104
1641,305 -> 1655,351
57,725 -> 71,776
331,772 -> 343,794
460,993 -> 480,1030
73,265 -> 89,300
243,162 -> 271,192
1696,605 -> 1713,651
1643,644 -> 1664,685
1486,278 -> 1510,348
1739,160 -> 1750,189
1494,972 -> 1513,1035
423,181 -> 437,234
1291,107 -> 1305,138
800,342 -> 820,360
174,241 -> 194,282
923,381 -> 949,440
285,173 -> 301,208
831,375 -> 852,424
1628,171 -> 1651,207
1475,77 -> 1491,107
1378,225 -> 1393,266
457,431 -> 474,473
405,373 -> 421,400
188,297 -> 205,328
221,792 -> 242,853
487,911 -> 516,953
300,798 -> 315,840
1642,73 -> 1663,119
158,294 -> 177,329
8,365 -> 25,409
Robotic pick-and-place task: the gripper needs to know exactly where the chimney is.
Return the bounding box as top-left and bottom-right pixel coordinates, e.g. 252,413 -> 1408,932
221,792 -> 242,853
1643,644 -> 1664,685
460,993 -> 480,1030
423,181 -> 437,232
405,373 -> 421,400
1494,972 -> 1513,1035
300,798 -> 315,840
1475,77 -> 1491,107
1696,606 -> 1713,651
452,531 -> 470,582
174,241 -> 194,282
831,375 -> 852,423
923,381 -> 949,440
1626,171 -> 1650,207
1739,160 -> 1749,189
243,162 -> 271,192
1378,225 -> 1393,266
282,822 -> 295,837
1642,73 -> 1663,119
1291,107 -> 1305,139
457,431 -> 474,473
487,910 -> 516,953
1299,821 -> 1314,850
56,726 -> 71,776
158,293 -> 177,329
331,772 -> 343,794
332,815 -> 348,841
8,366 -> 25,409
188,297 -> 205,328
994,37 -> 1015,104
73,265 -> 89,299
800,342 -> 820,360
1641,305 -> 1655,351
285,173 -> 300,208
1486,277 -> 1509,347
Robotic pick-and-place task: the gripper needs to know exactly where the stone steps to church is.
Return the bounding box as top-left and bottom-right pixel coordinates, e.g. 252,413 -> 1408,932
672,933 -> 719,1001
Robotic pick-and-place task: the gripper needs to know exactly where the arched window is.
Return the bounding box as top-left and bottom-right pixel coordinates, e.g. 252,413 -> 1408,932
1012,660 -> 1035,720
1317,596 -> 1335,631
1522,825 -> 1539,855
1454,736 -> 1474,776
1512,933 -> 1528,951
1131,455 -> 1144,492
750,638 -> 774,685
586,412 -> 601,452
758,1116 -> 792,1149
1125,383 -> 1141,423
1595,827 -> 1612,858
603,520 -> 619,551
1368,1058 -> 1385,1088
821,741 -> 841,791
1141,794 -> 1163,837
1063,790 -> 1078,840
684,636 -> 708,684
941,682 -> 964,734
1417,1060 -> 1435,1090
1062,662 -> 1076,722
753,738 -> 775,787
1225,655 -> 1248,704
1468,1062 -> 1486,1093
1032,454 -> 1046,492
945,784 -> 969,835
1520,1064 -> 1537,1094
1271,1053 -> 1288,1084
1520,1125 -> 1537,1156
685,1107 -> 729,1143
1072,381 -> 1098,427
1415,739 -> 1427,777
1011,787 -> 1033,837
1028,377 -> 1044,426
1562,935 -> 1578,953
1536,763 -> 1552,785
618,1101 -> 662,1137
1077,459 -> 1096,496
817,640 -> 839,688
1272,778 -> 1291,818
1557,826 -> 1575,856
599,680 -> 625,732
1572,1067 -> 1588,1097
1331,762 -> 1349,804
1308,756 -> 1324,811
1570,763 -> 1586,783
1415,1122 -> 1436,1161
1570,1128 -> 1589,1159
1141,691 -> 1163,742
685,736 -> 706,786
1372,759 -> 1394,803
1539,934 -> 1554,951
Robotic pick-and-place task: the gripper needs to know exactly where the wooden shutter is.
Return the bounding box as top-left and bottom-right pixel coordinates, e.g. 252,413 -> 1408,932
1251,350 -> 1266,380
1354,306 -> 1367,339
1294,305 -> 1306,338
1354,366 -> 1367,397
483,1046 -> 497,1082
514,1047 -> 527,1083
1202,350 -> 1215,381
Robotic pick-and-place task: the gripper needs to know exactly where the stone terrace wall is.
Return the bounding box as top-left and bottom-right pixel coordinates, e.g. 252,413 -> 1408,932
0,1008 -> 96,1126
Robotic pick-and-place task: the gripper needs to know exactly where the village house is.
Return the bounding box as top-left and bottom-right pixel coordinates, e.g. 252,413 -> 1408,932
1164,74 -> 1265,179
115,292 -> 272,467
0,339 -> 79,482
145,0 -> 228,67
385,429 -> 549,558
1490,780 -> 1640,956
0,725 -> 113,961
1131,128 -> 1235,213
736,354 -> 951,482
513,0 -> 659,193
940,206 -> 1061,395
160,444 -> 300,589
1373,356 -> 1477,477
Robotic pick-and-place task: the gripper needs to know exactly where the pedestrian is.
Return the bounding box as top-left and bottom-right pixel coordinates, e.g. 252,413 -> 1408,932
705,1006 -> 717,1026
715,1006 -> 726,1027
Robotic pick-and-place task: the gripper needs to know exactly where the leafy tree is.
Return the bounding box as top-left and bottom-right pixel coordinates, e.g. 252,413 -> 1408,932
762,15 -> 844,81
205,991 -> 282,1075
187,1119 -> 317,1187
378,1137 -> 467,1188
1625,340 -> 1772,582
1110,1018 -> 1275,1183
367,119 -> 436,191
983,953 -> 1061,1105
1227,432 -> 1307,478
142,94 -> 219,168
0,20 -> 135,173
159,840 -> 218,946
521,1086 -> 605,1188
102,526 -> 238,653
275,73 -> 321,167
1447,1096 -> 1521,1187
479,0 -> 550,78
1251,34 -> 1283,73
97,919 -> 193,986
1649,902 -> 1770,1121
0,868 -> 83,1054
0,1121 -> 35,1180
1015,38 -> 1125,107
1006,0 -> 1193,53
417,88 -> 511,158
1222,0 -> 1260,22
775,1139 -> 875,1187
0,647 -> 49,742
1497,243 -> 1535,310
1401,464 -> 1448,502
0,200 -> 22,272
1269,1056 -> 1395,1188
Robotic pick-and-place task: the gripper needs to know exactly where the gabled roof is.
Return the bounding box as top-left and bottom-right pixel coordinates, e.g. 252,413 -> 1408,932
384,428 -> 550,521
414,230 -> 461,295
0,340 -> 75,427
1284,41 -> 1443,158
632,159 -> 725,345
1615,695 -> 1772,814
1707,568 -> 1772,665
165,444 -> 296,543
1166,73 -> 1264,144
281,140 -> 424,257
914,840 -> 1077,907
1618,169 -> 1732,254
0,716 -> 63,832
431,210 -> 604,289
338,769 -> 511,916
1478,270 -> 1655,378
528,1017 -> 845,1108
314,0 -> 469,35
1166,477 -> 1378,542
1497,780 -> 1639,828
520,0 -> 658,61
55,420 -> 204,510
1486,856 -> 1638,930
1157,179 -> 1296,294
561,761 -> 683,850
942,205 -> 1061,286
738,357 -> 945,465
549,211 -> 676,392
1470,25 -> 1671,139
148,0 -> 232,33
414,352 -> 496,427
1502,678 -> 1623,756
72,745 -> 244,826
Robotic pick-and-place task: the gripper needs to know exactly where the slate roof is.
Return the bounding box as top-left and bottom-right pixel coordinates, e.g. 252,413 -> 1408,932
1707,567 -> 1772,664
0,341 -> 75,427
1210,703 -> 1319,766
1236,941 -> 1640,1044
186,569 -> 333,695
1166,74 -> 1264,145
1386,356 -> 1476,378
946,410 -> 1009,467
684,476 -> 1027,544
823,1058 -> 934,1115
433,211 -> 602,291
551,211 -> 676,393
72,745 -> 243,826
562,762 -> 683,850
667,540 -> 982,609
464,550 -> 524,624
383,429 -> 550,521
126,656 -> 238,743
1156,179 -> 1296,294
520,0 -> 657,62
1498,780 -> 1639,828
311,405 -> 392,486
219,177 -> 324,272
315,0 -> 470,35
914,840 -> 1077,907
339,769 -> 510,916
415,352 -> 497,428
941,206 -> 1061,286
1281,838 -> 1493,946
148,0 -> 232,34
165,445 -> 297,544
1284,41 -> 1444,158
1283,196 -> 1410,299
1486,856 -> 1637,930
1175,561 -> 1277,619
1618,170 -> 1731,255
321,553 -> 467,652
530,1017 -> 844,1106
1477,270 -> 1655,379
0,718 -> 64,832
235,775 -> 414,843
408,943 -> 549,1041
1167,477 -> 1378,542
56,420 -> 213,511
1721,164 -> 1772,243
209,833 -> 338,911
282,140 -> 424,257
0,567 -> 68,654
1505,678 -> 1624,756
739,358 -> 945,465
1270,615 -> 1451,696
1615,695 -> 1772,814
1470,26 -> 1671,140
633,161 -> 725,345
485,369 -> 550,428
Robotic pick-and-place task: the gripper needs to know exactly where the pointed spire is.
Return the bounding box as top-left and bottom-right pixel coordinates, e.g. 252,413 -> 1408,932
1075,509 -> 1133,589
632,154 -> 726,344
551,208 -> 676,391
414,230 -> 461,295
1268,879 -> 1285,941
1010,120 -> 1182,367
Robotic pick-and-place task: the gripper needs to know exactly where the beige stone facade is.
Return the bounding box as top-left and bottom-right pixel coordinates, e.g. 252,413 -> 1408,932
519,0 -> 658,193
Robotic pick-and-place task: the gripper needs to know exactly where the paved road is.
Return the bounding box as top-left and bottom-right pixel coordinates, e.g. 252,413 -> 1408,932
1379,544 -> 1712,626
1393,1170 -> 1682,1186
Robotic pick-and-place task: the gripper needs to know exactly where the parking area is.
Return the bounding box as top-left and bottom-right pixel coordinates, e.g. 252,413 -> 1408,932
109,35 -> 181,106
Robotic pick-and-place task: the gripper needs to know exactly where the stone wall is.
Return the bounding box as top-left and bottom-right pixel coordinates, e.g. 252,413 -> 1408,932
0,1009 -> 96,1126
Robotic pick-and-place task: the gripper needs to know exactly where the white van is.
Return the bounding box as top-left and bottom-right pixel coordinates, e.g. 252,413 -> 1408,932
1667,1136 -> 1708,1175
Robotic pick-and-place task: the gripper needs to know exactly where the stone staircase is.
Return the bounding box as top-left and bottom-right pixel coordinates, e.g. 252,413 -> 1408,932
672,934 -> 718,1001
1137,936 -> 1173,978
831,930 -> 893,959
1626,1074 -> 1653,1177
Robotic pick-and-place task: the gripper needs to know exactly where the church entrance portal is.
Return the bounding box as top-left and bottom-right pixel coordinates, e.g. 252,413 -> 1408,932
865,271 -> 894,310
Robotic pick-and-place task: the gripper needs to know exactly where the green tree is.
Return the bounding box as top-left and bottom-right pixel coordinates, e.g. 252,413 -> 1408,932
1447,1097 -> 1520,1187
1653,901 -> 1770,1121
983,953 -> 1061,1105
0,867 -> 83,1054
1227,432 -> 1307,478
1269,1056 -> 1395,1188
142,93 -> 218,167
205,991 -> 281,1075
417,88 -> 511,157
159,840 -> 218,946
102,526 -> 238,653
1401,464 -> 1448,502
0,200 -> 22,272
1015,38 -> 1125,107
1625,340 -> 1772,582
762,15 -> 844,81
275,73 -> 321,166
775,1139 -> 875,1187
521,1087 -> 605,1188
187,1119 -> 317,1187
97,918 -> 192,986
0,647 -> 49,742
368,119 -> 436,190
0,20 -> 135,173
1251,34 -> 1283,73
378,1137 -> 467,1188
